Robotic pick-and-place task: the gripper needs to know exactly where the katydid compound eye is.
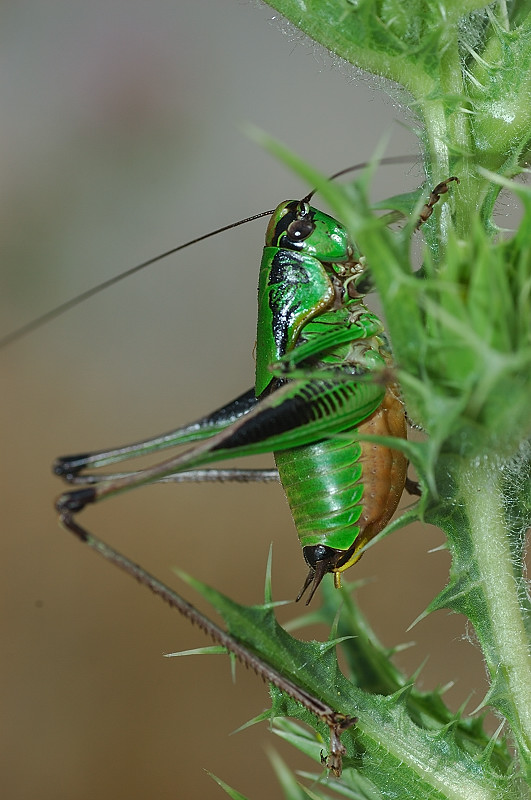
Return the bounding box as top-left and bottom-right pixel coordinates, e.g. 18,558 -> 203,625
286,216 -> 316,241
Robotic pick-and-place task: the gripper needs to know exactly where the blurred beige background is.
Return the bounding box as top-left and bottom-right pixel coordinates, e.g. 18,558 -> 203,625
1,2 -> 493,798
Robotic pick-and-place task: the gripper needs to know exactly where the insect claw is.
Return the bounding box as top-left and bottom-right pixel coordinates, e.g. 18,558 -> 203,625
416,176 -> 459,228
405,477 -> 422,496
324,714 -> 357,777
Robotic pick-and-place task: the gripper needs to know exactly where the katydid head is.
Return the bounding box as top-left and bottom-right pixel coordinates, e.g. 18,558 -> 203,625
265,200 -> 354,263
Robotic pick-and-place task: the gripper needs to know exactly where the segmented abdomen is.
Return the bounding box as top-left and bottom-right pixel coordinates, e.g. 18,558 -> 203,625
275,388 -> 407,559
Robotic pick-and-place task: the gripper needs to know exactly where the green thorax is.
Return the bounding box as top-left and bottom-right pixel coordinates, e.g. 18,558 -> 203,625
256,200 -> 358,397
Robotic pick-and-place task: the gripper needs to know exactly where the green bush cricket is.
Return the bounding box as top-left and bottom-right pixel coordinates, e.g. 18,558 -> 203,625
51,169 -> 456,603
2,161 -> 457,774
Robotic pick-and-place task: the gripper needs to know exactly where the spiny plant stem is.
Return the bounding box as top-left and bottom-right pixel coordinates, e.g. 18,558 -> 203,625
461,457 -> 531,761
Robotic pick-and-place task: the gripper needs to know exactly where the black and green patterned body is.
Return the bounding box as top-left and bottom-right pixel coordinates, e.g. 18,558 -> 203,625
55,197 -> 410,602
256,200 -> 407,600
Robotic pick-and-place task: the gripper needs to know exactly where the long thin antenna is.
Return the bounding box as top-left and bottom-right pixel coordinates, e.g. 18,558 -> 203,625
0,210 -> 274,349
302,153 -> 420,203
1,153 -> 419,349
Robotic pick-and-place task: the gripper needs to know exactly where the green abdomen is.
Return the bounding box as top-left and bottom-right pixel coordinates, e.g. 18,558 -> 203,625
275,430 -> 364,552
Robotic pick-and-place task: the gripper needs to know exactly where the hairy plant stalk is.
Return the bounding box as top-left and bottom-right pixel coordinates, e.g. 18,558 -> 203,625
461,457 -> 531,758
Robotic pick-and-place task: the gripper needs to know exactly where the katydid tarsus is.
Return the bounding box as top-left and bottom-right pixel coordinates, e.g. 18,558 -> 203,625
1,159 -> 457,775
